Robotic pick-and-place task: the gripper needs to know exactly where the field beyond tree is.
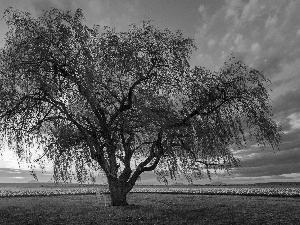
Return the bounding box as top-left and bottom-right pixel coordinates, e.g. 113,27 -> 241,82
0,191 -> 300,224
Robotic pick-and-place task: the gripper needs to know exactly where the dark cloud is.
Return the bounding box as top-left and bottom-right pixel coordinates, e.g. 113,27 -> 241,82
243,148 -> 300,167
194,0 -> 300,80
234,146 -> 300,178
234,162 -> 300,177
231,126 -> 300,178
273,87 -> 300,117
280,129 -> 300,151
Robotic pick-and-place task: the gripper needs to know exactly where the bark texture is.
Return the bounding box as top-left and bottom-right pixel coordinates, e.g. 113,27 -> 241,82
108,177 -> 131,206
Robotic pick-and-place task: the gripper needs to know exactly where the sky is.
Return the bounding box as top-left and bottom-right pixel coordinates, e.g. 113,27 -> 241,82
0,0 -> 300,184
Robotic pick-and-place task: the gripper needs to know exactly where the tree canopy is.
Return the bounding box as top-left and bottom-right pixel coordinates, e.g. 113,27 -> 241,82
0,8 -> 280,206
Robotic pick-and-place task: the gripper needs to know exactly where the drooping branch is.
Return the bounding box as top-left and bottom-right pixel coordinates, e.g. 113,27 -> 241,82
127,132 -> 163,186
167,77 -> 253,131
177,138 -> 226,167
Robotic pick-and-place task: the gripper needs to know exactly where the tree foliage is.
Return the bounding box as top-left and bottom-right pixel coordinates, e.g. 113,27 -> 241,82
0,8 -> 280,205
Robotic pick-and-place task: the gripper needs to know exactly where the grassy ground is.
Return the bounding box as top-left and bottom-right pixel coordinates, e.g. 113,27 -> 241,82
0,193 -> 300,224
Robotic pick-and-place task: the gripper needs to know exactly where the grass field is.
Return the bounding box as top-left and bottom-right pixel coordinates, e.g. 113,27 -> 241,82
0,192 -> 300,224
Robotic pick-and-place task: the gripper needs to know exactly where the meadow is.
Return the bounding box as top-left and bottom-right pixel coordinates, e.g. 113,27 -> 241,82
0,184 -> 300,224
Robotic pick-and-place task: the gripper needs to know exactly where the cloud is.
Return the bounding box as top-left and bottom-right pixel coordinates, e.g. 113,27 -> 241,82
235,162 -> 300,178
198,4 -> 205,14
233,133 -> 300,178
1,0 -> 140,32
85,0 -> 140,30
242,147 -> 300,166
251,42 -> 260,54
274,87 -> 300,118
196,53 -> 216,70
279,128 -> 300,152
240,0 -> 260,23
230,124 -> 300,180
224,0 -> 243,23
270,73 -> 300,90
194,0 -> 300,79
287,113 -> 300,129
192,1 -> 300,183
208,38 -> 216,48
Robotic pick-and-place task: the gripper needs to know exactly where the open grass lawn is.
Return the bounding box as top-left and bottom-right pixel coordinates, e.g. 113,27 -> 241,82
0,193 -> 300,224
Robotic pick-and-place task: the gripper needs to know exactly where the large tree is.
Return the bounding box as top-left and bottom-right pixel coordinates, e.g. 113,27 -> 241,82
0,8 -> 280,206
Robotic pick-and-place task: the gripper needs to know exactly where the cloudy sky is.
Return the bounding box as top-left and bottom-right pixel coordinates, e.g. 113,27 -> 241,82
0,0 -> 300,184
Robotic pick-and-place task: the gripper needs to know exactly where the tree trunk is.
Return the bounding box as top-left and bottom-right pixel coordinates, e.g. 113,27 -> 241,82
107,177 -> 131,206
110,188 -> 128,206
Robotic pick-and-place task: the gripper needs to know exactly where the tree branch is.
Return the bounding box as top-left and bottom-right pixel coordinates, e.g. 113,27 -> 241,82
127,131 -> 163,185
109,65 -> 157,126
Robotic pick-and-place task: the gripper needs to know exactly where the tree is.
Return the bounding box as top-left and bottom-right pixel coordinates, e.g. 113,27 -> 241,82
0,8 -> 280,206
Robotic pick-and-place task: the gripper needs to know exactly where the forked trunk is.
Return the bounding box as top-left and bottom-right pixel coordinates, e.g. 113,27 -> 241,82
108,177 -> 131,206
